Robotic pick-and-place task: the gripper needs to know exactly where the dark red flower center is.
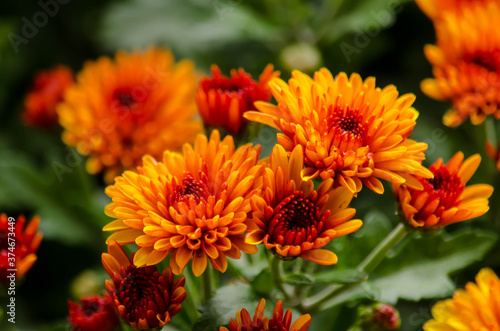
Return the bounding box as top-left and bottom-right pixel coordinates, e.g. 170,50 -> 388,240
112,88 -> 137,108
421,166 -> 464,209
267,192 -> 325,246
465,50 -> 500,72
327,107 -> 367,150
117,265 -> 170,328
81,300 -> 101,316
203,74 -> 250,94
174,173 -> 209,204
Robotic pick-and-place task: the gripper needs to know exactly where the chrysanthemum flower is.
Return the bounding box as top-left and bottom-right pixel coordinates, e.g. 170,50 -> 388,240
423,268 -> 500,331
58,48 -> 203,182
420,1 -> 500,126
104,130 -> 261,276
102,241 -> 186,329
196,64 -> 279,135
246,145 -> 362,264
416,0 -> 491,20
68,294 -> 119,331
245,69 -> 432,194
394,152 -> 493,229
220,298 -> 311,331
23,66 -> 74,128
0,213 -> 42,282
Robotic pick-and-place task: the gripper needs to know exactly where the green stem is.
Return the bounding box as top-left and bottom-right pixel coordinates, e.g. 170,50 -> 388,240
357,223 -> 408,274
182,270 -> 200,324
270,256 -> 290,300
303,223 -> 409,313
201,265 -> 214,303
485,116 -> 498,146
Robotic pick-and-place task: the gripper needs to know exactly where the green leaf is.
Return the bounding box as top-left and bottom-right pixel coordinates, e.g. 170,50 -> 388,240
315,229 -> 497,310
193,282 -> 261,331
315,269 -> 367,284
321,0 -> 410,45
283,273 -> 315,286
368,229 -> 498,303
251,268 -> 274,295
99,0 -> 283,63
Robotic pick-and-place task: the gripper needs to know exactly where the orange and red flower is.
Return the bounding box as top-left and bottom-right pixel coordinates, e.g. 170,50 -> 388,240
394,152 -> 493,229
419,1 -> 500,126
0,213 -> 42,282
57,48 -> 203,182
23,66 -> 74,128
423,268 -> 500,331
245,69 -> 432,194
196,64 -> 279,135
102,241 -> 186,329
68,294 -> 119,331
246,145 -> 362,265
416,0 -> 492,20
220,298 -> 311,331
104,130 -> 261,276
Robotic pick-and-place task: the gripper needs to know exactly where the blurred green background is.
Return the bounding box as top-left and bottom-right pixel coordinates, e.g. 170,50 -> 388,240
0,0 -> 498,330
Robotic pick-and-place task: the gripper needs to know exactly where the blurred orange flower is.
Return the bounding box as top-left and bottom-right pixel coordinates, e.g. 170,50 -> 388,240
416,0 -> 492,19
420,1 -> 500,126
0,213 -> 42,282
246,145 -> 362,265
102,241 -> 186,329
394,152 -> 493,229
220,298 -> 311,331
245,69 -> 432,194
424,268 -> 500,331
23,66 -> 74,128
58,48 -> 203,182
104,130 -> 261,276
196,64 -> 279,135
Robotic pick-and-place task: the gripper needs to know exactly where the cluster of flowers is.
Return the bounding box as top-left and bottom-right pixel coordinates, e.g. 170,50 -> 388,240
11,2 -> 499,326
417,0 -> 500,172
415,0 -> 500,329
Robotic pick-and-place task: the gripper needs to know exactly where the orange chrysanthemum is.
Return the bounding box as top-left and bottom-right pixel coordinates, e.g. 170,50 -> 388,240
58,48 -> 203,182
196,64 -> 279,135
0,213 -> 42,282
245,69 -> 432,194
394,152 -> 493,229
104,130 -> 261,276
220,298 -> 311,331
423,268 -> 500,331
23,66 -> 74,128
416,0 -> 491,20
102,241 -> 187,329
246,145 -> 362,265
420,1 -> 500,127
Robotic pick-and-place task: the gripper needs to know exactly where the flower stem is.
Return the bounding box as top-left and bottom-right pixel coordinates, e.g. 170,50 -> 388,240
201,265 -> 214,303
357,223 -> 409,274
303,223 -> 409,313
270,256 -> 290,300
485,116 -> 498,146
